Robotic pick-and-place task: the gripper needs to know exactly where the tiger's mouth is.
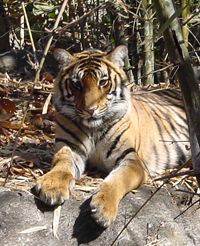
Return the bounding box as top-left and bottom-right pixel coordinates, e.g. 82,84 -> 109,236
78,108 -> 108,127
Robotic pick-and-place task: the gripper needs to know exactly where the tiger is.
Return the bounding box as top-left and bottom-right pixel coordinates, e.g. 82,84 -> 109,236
36,45 -> 190,228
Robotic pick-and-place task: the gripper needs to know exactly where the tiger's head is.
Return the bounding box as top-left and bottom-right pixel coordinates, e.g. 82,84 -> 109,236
53,45 -> 129,128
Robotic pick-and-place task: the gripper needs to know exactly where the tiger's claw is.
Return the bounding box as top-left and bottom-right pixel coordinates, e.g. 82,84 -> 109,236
90,188 -> 118,228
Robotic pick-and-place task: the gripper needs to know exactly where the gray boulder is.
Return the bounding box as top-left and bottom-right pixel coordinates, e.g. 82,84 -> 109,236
0,184 -> 200,246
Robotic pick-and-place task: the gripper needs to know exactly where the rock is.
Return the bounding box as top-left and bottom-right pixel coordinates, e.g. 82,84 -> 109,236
0,184 -> 200,246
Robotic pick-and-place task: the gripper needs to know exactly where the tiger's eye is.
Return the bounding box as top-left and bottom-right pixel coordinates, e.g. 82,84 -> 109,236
72,80 -> 82,89
99,79 -> 109,88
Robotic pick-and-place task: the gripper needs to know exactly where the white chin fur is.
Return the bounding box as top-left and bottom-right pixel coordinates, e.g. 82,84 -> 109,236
82,118 -> 103,128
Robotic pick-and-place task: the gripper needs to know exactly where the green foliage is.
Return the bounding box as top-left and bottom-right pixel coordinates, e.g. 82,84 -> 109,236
32,1 -> 55,16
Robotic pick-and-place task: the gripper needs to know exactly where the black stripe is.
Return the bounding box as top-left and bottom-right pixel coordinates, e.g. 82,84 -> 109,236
78,63 -> 88,69
58,75 -> 66,101
147,96 -> 185,121
98,122 -> 117,142
171,144 -> 186,169
55,109 -> 90,139
152,143 -> 161,170
132,101 -> 166,167
111,90 -> 117,96
89,61 -> 101,67
78,59 -> 101,69
151,101 -> 188,137
54,103 -> 74,115
159,89 -> 181,99
55,138 -> 86,157
106,125 -> 130,158
119,75 -> 126,100
115,148 -> 136,166
108,73 -> 117,96
73,160 -> 81,178
98,116 -> 125,142
107,67 -> 111,78
150,103 -> 188,169
177,153 -> 187,167
56,120 -> 87,152
150,106 -> 171,166
65,79 -> 73,99
78,55 -> 88,60
71,121 -> 90,139
114,75 -> 118,92
88,57 -> 102,62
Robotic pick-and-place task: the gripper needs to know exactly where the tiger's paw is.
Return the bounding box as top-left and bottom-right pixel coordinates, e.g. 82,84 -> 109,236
35,171 -> 74,206
90,189 -> 118,228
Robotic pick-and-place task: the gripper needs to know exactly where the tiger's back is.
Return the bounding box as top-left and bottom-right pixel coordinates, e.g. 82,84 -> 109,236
36,46 -> 191,227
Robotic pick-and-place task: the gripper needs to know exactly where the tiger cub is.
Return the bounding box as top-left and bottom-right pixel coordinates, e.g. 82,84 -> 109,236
36,45 -> 190,227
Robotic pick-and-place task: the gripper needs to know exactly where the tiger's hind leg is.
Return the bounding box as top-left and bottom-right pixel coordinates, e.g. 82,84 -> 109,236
35,146 -> 76,205
90,160 -> 146,228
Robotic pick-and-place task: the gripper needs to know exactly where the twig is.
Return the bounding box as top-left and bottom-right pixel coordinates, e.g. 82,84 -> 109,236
174,198 -> 200,220
22,2 -> 36,52
22,2 -> 39,68
154,170 -> 194,181
181,9 -> 200,26
126,63 -> 176,87
176,189 -> 200,196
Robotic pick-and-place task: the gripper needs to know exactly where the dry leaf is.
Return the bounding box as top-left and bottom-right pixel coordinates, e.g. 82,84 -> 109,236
31,114 -> 44,127
0,84 -> 7,97
53,205 -> 61,238
18,226 -> 47,234
0,98 -> 16,123
75,185 -> 96,192
41,72 -> 54,82
0,113 -> 13,122
0,120 -> 27,130
0,98 -> 16,114
0,121 -> 11,128
42,93 -> 52,114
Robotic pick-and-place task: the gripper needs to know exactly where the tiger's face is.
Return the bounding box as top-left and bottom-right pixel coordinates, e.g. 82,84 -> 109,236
53,46 -> 129,128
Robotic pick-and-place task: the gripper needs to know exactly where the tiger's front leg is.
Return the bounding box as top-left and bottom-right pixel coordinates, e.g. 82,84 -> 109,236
90,160 -> 146,228
36,145 -> 76,205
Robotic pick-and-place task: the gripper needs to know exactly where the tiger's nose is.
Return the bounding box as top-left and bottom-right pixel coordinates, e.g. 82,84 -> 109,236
84,106 -> 98,115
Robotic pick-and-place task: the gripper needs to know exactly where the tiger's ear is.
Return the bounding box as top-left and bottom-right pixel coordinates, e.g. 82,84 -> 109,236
53,48 -> 75,68
106,45 -> 128,68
